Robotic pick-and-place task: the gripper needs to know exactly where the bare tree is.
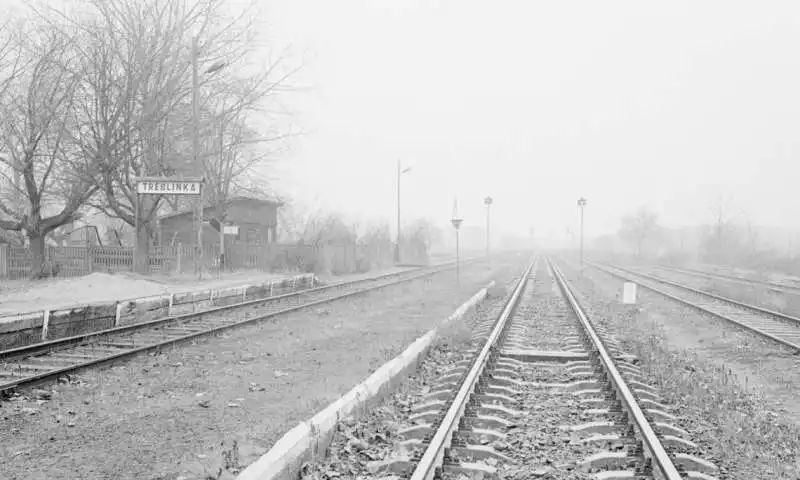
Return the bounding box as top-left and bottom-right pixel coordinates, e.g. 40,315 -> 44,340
35,0 -> 301,272
403,218 -> 442,252
0,26 -> 99,275
618,207 -> 660,259
701,195 -> 744,264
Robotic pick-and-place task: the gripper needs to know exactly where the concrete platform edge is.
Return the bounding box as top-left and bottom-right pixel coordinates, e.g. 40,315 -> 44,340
236,280 -> 497,480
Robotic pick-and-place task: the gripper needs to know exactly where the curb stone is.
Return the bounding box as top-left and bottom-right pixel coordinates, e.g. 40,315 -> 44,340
236,280 -> 497,480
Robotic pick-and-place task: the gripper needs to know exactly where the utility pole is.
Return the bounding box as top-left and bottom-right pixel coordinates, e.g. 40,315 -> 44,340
484,196 -> 493,257
395,160 -> 411,264
577,197 -> 588,271
192,36 -> 203,279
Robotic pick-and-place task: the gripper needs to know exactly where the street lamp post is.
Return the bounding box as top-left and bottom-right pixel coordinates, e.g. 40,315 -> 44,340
577,197 -> 588,271
191,36 -> 227,279
484,196 -> 493,257
192,36 -> 201,279
395,159 -> 411,264
451,198 -> 463,287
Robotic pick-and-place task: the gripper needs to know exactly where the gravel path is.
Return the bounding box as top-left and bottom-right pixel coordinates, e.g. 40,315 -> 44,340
0,260 -> 515,480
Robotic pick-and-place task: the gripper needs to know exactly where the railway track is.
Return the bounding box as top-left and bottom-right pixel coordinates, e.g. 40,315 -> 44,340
311,257 -> 718,479
651,264 -> 800,295
593,262 -> 800,353
0,260 -> 478,396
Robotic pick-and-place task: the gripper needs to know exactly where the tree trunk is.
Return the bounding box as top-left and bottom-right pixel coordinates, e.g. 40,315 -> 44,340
134,224 -> 150,274
29,234 -> 47,278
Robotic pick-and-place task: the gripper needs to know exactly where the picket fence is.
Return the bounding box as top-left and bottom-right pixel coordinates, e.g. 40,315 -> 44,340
0,241 -> 407,280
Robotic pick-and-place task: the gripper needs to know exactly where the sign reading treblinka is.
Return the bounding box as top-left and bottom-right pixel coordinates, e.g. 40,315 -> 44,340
136,179 -> 202,195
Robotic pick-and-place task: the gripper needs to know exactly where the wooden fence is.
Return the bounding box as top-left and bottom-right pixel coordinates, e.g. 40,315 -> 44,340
0,240 -> 407,280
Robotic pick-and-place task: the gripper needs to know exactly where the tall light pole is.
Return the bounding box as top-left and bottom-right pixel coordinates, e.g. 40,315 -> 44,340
395,159 -> 411,263
192,36 -> 201,279
450,198 -> 463,286
192,36 -> 227,279
577,197 -> 588,271
484,196 -> 493,257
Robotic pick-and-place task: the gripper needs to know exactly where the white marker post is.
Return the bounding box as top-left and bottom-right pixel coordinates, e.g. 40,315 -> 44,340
622,282 -> 637,304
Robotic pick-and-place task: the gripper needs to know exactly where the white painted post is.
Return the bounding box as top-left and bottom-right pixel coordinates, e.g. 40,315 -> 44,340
269,281 -> 274,297
41,310 -> 51,341
622,282 -> 637,304
168,294 -> 174,316
242,285 -> 247,302
291,276 -> 297,290
115,302 -> 123,327
209,289 -> 215,305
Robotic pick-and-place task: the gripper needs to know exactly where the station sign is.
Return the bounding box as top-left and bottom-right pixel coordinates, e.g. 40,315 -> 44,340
136,180 -> 202,195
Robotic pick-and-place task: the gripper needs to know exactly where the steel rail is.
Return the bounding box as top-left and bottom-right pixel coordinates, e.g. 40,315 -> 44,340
655,264 -> 800,294
0,259 -> 482,395
409,256 -> 537,480
0,259 -> 479,363
548,259 -> 684,480
593,262 -> 800,352
602,263 -> 800,326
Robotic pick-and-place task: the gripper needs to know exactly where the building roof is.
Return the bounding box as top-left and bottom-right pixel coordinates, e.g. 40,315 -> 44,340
158,196 -> 283,222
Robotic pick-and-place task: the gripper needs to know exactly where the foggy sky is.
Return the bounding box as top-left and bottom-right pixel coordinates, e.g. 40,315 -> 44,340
4,0 -> 800,242
269,0 -> 800,240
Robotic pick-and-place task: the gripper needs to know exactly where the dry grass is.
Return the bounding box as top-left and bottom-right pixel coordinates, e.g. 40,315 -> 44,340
0,261 -> 510,480
561,263 -> 800,479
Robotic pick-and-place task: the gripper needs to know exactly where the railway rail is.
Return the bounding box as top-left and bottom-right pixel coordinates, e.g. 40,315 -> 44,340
593,262 -> 800,353
314,257 -> 718,479
0,259 -> 478,396
652,263 -> 800,295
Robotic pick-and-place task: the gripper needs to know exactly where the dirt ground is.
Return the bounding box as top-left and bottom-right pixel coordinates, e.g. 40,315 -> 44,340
0,265 -> 420,317
0,259 -> 518,480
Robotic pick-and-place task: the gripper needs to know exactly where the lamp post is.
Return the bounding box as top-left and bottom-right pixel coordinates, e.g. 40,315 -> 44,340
395,159 -> 411,264
451,198 -> 463,286
577,197 -> 587,271
484,196 -> 493,257
191,36 -> 227,279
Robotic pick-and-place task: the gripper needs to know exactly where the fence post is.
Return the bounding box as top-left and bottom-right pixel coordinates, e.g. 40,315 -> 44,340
242,285 -> 247,302
86,245 -> 93,274
0,244 -> 7,278
209,289 -> 215,305
269,280 -> 274,297
115,302 -> 123,327
41,310 -> 51,341
168,294 -> 174,316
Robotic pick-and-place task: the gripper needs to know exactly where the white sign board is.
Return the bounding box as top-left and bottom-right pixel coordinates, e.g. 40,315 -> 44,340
223,225 -> 239,235
137,180 -> 202,195
622,282 -> 637,304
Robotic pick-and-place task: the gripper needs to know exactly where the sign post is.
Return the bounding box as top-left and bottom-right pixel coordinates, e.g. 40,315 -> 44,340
450,197 -> 463,287
134,177 -> 204,275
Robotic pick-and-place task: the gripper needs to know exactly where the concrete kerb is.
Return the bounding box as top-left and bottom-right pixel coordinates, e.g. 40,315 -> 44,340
236,280 -> 497,480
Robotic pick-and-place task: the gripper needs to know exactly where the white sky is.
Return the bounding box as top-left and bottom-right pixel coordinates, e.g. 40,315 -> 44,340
265,0 -> 800,239
4,0 -> 800,241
